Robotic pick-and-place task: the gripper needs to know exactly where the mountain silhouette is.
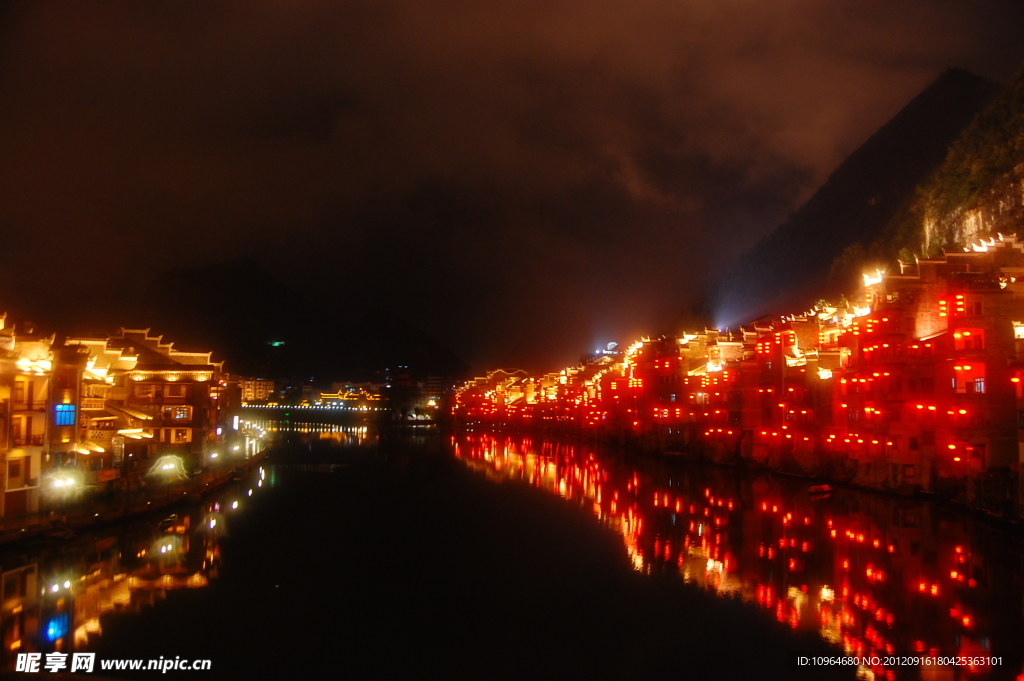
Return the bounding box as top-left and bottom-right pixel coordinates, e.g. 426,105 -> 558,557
709,67 -> 1001,327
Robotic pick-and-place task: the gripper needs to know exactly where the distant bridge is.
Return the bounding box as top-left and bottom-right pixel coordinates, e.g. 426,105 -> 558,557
241,403 -> 385,412
239,404 -> 437,426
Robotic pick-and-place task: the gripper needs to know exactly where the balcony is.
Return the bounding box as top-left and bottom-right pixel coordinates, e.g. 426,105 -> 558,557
872,298 -> 903,312
155,417 -> 194,427
7,477 -> 39,492
947,272 -> 1002,290
952,349 -> 987,363
12,435 -> 44,447
12,401 -> 46,412
81,397 -> 106,410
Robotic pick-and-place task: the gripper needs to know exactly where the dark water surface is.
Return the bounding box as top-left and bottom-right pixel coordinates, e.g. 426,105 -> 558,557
25,425 -> 1022,680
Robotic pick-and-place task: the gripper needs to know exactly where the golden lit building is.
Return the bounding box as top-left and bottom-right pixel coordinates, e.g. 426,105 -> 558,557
240,378 -> 275,403
1,319 -> 52,518
109,329 -> 224,469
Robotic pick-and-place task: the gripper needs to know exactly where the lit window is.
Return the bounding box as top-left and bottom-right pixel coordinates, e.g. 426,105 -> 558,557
163,406 -> 192,420
954,329 -> 984,351
54,404 -> 76,426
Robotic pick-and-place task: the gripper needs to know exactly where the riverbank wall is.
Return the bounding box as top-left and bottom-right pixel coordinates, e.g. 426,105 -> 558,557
0,452 -> 266,547
460,419 -> 1024,532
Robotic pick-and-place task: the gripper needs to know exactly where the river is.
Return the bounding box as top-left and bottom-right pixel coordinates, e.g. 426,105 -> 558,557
5,423 -> 1022,680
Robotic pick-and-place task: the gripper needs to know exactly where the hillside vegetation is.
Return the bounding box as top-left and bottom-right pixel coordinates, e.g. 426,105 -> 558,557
708,68 -> 1000,326
912,68 -> 1024,253
838,68 -> 1024,282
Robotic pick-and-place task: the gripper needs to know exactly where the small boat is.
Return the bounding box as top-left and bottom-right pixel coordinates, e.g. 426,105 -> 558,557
808,484 -> 833,498
45,521 -> 76,540
158,514 -> 179,531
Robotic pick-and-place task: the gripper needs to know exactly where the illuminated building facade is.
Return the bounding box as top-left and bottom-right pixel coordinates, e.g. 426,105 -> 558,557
315,384 -> 382,410
0,320 -> 53,519
65,337 -> 146,485
457,235 -> 1024,517
0,320 -> 227,523
240,378 -> 275,403
111,329 -> 223,469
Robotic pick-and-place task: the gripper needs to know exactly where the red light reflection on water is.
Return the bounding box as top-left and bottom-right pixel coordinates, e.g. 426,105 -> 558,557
452,433 -> 1018,680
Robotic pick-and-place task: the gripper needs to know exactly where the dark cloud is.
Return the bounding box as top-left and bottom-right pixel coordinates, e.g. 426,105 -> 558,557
1,0 -> 1023,372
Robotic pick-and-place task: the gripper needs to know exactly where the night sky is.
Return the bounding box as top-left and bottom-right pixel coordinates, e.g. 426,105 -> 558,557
1,1 -> 1023,373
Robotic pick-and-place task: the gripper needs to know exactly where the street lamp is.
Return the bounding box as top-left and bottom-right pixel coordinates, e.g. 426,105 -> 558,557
148,454 -> 187,478
147,454 -> 187,500
45,470 -> 83,524
50,475 -> 76,490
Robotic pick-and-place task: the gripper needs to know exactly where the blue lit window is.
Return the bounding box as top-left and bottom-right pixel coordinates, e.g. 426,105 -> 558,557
54,404 -> 76,426
46,613 -> 68,642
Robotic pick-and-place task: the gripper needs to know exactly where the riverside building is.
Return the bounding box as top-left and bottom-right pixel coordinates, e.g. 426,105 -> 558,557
456,234 -> 1024,517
